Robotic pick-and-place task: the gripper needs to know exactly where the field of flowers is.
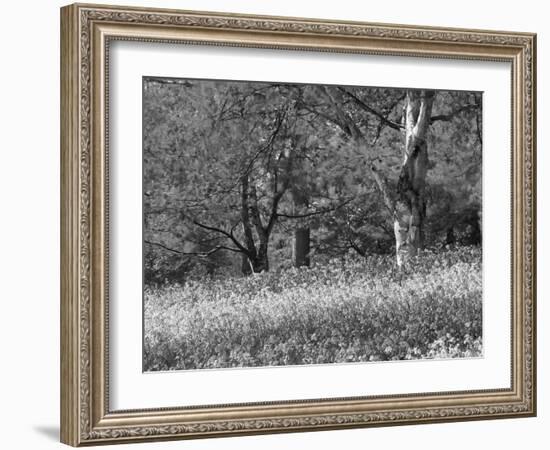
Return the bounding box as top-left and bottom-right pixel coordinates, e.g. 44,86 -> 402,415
144,247 -> 482,371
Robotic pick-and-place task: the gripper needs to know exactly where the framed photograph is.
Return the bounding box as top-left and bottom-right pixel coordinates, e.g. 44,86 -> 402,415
60,3 -> 536,446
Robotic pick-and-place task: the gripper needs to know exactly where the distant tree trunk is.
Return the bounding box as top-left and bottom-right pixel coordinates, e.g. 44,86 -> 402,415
394,90 -> 435,267
466,210 -> 482,245
476,211 -> 482,245
445,226 -> 455,246
294,228 -> 310,267
292,190 -> 310,267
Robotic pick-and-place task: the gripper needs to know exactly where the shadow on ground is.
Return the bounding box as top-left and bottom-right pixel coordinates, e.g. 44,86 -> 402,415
33,425 -> 59,441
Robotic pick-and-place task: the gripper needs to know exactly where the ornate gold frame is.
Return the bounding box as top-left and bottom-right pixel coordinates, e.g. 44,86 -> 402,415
60,3 -> 536,446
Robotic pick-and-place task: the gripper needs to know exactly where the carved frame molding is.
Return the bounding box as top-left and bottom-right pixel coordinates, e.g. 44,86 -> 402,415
60,3 -> 536,446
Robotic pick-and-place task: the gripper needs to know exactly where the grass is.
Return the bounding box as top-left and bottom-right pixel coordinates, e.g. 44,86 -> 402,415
144,246 -> 482,371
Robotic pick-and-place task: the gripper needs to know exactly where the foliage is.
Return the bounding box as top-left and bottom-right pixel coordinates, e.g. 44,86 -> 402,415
144,246 -> 482,370
143,79 -> 482,281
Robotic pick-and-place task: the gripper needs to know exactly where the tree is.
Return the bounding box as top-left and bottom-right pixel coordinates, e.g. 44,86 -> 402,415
144,80 -> 318,276
393,90 -> 435,265
291,187 -> 311,267
303,85 -> 481,267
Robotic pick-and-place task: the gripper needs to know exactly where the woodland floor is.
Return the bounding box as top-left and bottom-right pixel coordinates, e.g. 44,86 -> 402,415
143,246 -> 482,371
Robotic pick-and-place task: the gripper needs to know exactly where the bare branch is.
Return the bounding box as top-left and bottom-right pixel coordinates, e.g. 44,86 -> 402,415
145,77 -> 194,87
338,87 -> 404,131
266,138 -> 296,233
277,199 -> 353,219
296,100 -> 344,131
371,95 -> 406,145
347,237 -> 367,257
145,240 -> 243,257
191,219 -> 249,254
144,240 -> 184,254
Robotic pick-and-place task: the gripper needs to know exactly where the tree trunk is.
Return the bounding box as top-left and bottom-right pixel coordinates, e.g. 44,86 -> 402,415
241,254 -> 252,275
241,252 -> 269,275
254,243 -> 269,273
445,226 -> 456,246
294,228 -> 310,267
292,190 -> 310,267
239,176 -> 270,274
466,210 -> 482,245
319,86 -> 436,268
240,175 -> 262,275
394,90 -> 435,267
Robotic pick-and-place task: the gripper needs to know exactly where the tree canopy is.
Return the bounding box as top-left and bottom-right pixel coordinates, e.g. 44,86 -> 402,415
143,77 -> 482,284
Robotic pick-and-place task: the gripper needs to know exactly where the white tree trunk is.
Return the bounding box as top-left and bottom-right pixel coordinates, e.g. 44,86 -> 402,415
394,90 -> 435,267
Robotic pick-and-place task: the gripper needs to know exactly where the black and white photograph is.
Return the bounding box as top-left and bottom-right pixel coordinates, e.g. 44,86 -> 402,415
142,77 -> 483,372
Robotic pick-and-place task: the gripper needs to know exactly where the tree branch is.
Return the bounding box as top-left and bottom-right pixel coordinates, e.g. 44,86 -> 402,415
145,77 -> 193,87
277,199 -> 353,219
266,146 -> 295,233
248,183 -> 266,237
319,86 -> 397,217
240,175 -> 257,257
145,240 -> 242,256
338,87 -> 404,131
144,240 -> 183,254
239,109 -> 286,180
347,237 -> 367,257
430,104 -> 479,123
191,219 -> 249,254
370,163 -> 397,218
296,100 -> 345,131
